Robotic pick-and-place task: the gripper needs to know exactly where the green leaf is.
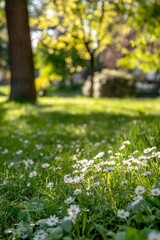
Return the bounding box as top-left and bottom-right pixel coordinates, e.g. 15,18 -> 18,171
114,231 -> 126,240
126,228 -> 140,240
82,212 -> 87,235
46,227 -> 63,239
126,227 -> 148,240
18,210 -> 30,223
62,220 -> 72,232
63,237 -> 72,240
93,223 -> 108,237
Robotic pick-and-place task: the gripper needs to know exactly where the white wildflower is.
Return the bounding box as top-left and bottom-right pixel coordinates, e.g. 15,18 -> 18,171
65,197 -> 75,204
26,182 -> 30,187
121,180 -> 128,185
8,162 -> 15,168
47,182 -> 54,188
15,150 -> 23,155
33,230 -> 47,240
94,181 -> 100,186
108,150 -> 113,155
67,205 -> 80,216
46,215 -> 59,226
132,195 -> 143,205
117,209 -> 130,219
151,188 -> 160,196
29,171 -> 37,178
42,163 -> 50,168
148,231 -> 160,240
64,215 -> 77,223
123,141 -> 131,145
73,189 -> 82,195
94,152 -> 104,159
141,171 -> 152,177
135,186 -> 146,195
107,167 -> 114,172
119,145 -> 125,151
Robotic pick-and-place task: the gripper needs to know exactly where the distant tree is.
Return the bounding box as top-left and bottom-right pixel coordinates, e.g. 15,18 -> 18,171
5,0 -> 36,101
32,0 -> 118,96
35,33 -> 86,87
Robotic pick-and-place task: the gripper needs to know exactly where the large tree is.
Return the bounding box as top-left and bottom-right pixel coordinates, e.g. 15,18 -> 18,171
5,0 -> 36,101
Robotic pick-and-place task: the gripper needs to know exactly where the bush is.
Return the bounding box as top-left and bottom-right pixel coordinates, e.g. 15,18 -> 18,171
82,69 -> 136,98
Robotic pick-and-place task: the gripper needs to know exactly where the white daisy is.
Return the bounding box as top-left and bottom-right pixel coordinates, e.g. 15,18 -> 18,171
135,186 -> 146,195
42,163 -> 50,168
29,171 -> 37,178
148,231 -> 160,240
73,189 -> 82,195
117,209 -> 130,219
47,182 -> 54,188
64,215 -> 77,223
94,152 -> 104,159
46,215 -> 59,226
141,171 -> 152,177
67,205 -> 80,216
151,188 -> 160,196
132,195 -> 143,205
64,197 -> 75,204
121,180 -> 128,185
33,230 -> 47,240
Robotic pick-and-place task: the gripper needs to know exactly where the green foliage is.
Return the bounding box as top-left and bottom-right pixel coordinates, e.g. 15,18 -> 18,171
117,0 -> 160,72
0,89 -> 160,239
35,36 -> 86,81
33,0 -> 119,81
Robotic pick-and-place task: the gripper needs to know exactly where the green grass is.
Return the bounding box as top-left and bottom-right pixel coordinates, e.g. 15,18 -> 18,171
0,87 -> 160,239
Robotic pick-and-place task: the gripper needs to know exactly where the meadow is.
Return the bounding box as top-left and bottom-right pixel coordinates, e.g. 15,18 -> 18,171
0,87 -> 160,240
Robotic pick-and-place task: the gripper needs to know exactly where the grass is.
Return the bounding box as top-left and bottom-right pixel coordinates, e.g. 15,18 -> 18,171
0,86 -> 160,239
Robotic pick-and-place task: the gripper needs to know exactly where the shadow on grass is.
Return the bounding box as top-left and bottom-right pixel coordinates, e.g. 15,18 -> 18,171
0,98 -> 160,152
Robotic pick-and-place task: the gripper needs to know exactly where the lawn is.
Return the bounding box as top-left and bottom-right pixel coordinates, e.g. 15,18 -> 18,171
0,88 -> 160,240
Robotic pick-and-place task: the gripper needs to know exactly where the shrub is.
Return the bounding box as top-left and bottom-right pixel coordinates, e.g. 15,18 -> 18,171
82,69 -> 135,98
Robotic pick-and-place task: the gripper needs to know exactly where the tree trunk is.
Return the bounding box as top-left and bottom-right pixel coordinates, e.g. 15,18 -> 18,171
59,78 -> 66,89
5,0 -> 36,101
89,53 -> 95,97
70,75 -> 74,88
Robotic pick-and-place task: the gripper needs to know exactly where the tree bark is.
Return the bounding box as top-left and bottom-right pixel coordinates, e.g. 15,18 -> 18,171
5,0 -> 36,101
89,53 -> 95,97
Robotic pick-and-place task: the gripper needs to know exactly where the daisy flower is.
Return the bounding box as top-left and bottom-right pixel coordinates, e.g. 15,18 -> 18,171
73,189 -> 82,195
107,167 -> 114,172
151,188 -> 160,196
29,171 -> 37,178
132,195 -> 143,205
33,230 -> 47,240
148,231 -> 160,240
47,182 -> 54,188
141,171 -> 152,177
119,145 -> 125,151
117,209 -> 130,219
46,215 -> 59,226
42,163 -> 50,168
94,152 -> 104,159
121,180 -> 128,185
64,197 -> 75,204
64,215 -> 77,223
67,205 -> 80,216
135,186 -> 146,195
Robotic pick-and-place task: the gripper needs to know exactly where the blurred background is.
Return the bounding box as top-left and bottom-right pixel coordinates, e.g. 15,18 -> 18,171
0,0 -> 160,100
